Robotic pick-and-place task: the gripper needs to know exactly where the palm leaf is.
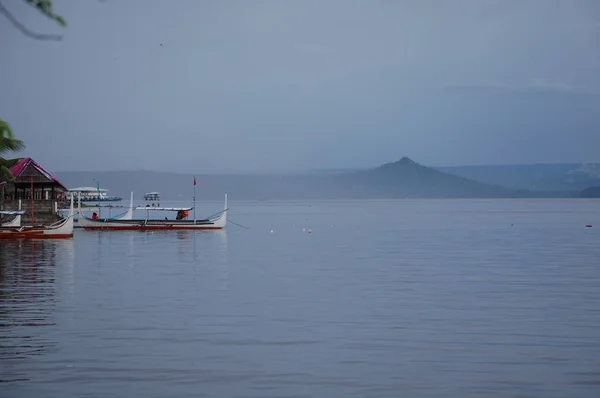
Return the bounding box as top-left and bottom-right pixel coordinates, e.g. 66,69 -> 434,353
26,0 -> 67,27
0,165 -> 14,182
0,120 -> 26,154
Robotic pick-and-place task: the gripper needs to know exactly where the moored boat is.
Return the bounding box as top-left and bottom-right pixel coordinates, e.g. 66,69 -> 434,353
0,199 -> 24,227
0,210 -> 24,227
66,187 -> 122,202
78,194 -> 228,231
0,197 -> 75,239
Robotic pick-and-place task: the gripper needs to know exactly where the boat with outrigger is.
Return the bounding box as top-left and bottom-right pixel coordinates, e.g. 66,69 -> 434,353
77,192 -> 228,231
0,197 -> 75,239
0,210 -> 24,227
0,199 -> 24,227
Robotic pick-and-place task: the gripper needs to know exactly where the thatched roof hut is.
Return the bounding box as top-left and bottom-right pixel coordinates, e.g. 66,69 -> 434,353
1,157 -> 67,224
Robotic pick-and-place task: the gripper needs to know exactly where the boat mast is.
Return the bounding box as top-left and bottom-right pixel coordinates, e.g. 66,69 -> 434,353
94,178 -> 101,218
193,175 -> 197,225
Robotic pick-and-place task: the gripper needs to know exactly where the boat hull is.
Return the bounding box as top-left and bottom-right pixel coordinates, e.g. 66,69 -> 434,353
2,215 -> 21,227
82,225 -> 222,231
0,231 -> 73,239
79,217 -> 225,231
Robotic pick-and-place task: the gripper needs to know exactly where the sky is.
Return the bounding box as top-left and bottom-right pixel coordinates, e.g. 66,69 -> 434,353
1,0 -> 599,173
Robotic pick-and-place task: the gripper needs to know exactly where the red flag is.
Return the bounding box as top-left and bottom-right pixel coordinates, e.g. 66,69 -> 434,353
193,175 -> 197,186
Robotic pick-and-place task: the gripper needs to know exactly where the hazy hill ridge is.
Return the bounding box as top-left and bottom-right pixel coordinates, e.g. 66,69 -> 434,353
438,163 -> 600,192
55,157 -> 579,200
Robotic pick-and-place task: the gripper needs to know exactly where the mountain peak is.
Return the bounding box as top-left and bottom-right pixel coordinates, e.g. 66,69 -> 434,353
396,156 -> 417,165
372,156 -> 422,172
346,156 -> 514,198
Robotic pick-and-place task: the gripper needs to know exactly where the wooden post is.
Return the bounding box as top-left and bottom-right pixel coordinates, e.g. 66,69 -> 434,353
30,176 -> 35,225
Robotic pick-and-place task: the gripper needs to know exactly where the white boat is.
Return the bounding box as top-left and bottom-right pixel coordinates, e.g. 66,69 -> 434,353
78,194 -> 228,231
0,196 -> 74,239
0,210 -> 24,227
66,187 -> 122,202
0,198 -> 24,227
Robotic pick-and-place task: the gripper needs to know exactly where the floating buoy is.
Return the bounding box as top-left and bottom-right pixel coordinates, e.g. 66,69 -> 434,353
307,229 -> 312,234
585,224 -> 593,228
270,229 -> 274,233
302,228 -> 306,232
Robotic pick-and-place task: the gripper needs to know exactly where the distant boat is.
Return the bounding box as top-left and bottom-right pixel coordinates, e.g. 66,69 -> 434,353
66,187 -> 122,202
144,192 -> 160,201
77,193 -> 228,231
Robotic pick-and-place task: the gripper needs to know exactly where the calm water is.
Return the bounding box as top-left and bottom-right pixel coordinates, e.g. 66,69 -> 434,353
1,199 -> 600,398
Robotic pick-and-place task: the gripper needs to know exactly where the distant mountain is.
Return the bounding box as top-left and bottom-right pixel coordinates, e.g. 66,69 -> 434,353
55,158 -> 573,200
337,157 -> 519,198
580,186 -> 600,198
438,163 -> 600,191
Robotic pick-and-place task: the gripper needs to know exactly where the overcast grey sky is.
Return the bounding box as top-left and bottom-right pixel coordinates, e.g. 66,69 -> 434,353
1,0 -> 599,173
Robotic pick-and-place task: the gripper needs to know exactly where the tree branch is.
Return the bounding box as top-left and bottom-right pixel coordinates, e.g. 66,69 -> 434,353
0,0 -> 62,41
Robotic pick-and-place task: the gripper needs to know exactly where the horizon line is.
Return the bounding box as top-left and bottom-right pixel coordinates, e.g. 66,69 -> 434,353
52,160 -> 600,175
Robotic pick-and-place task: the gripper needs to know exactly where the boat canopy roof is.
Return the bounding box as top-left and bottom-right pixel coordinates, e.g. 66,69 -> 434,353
135,207 -> 192,211
145,192 -> 160,195
68,187 -> 110,192
0,210 -> 26,215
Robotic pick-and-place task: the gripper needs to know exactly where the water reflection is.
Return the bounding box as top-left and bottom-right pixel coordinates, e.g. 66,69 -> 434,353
172,230 -> 230,291
212,230 -> 229,292
172,230 -> 228,259
0,239 -> 74,382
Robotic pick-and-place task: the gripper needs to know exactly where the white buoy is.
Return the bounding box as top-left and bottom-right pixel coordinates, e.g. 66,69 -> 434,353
270,229 -> 274,233
302,228 -> 306,232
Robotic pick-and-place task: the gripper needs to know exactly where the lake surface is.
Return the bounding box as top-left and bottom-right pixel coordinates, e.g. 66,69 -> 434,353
1,199 -> 600,398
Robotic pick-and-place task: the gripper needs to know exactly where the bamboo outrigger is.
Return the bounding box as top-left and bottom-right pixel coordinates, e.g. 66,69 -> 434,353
78,193 -> 228,231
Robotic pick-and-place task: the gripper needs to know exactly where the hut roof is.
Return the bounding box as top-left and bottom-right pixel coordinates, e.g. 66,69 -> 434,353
7,157 -> 68,190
